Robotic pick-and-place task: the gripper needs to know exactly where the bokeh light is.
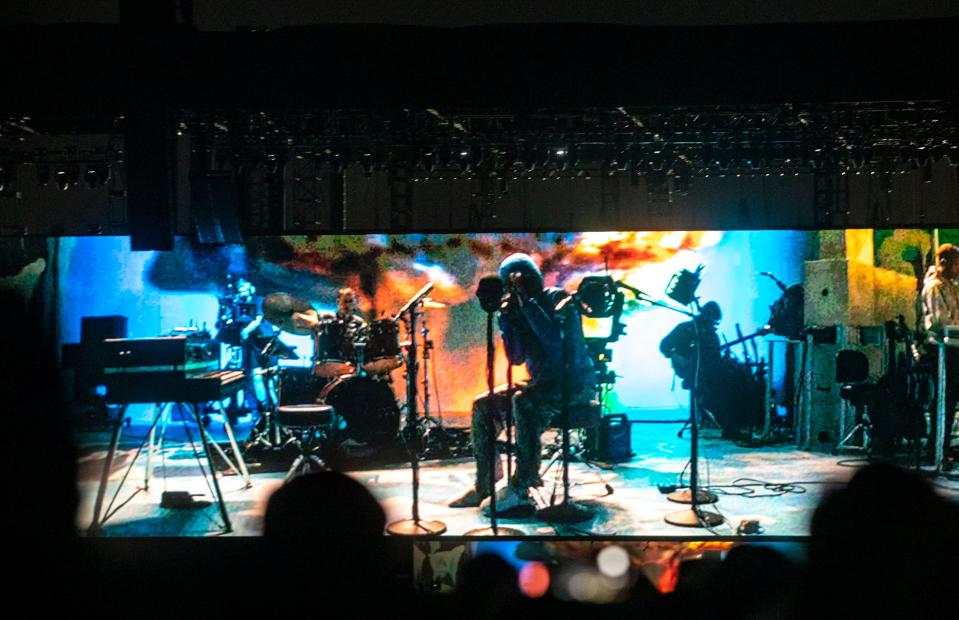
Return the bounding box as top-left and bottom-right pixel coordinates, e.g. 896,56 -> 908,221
518,562 -> 550,598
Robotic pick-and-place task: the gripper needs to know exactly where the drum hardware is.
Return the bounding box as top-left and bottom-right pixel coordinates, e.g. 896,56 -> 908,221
362,318 -> 404,375
312,317 -> 357,378
386,282 -> 447,536
243,366 -> 295,453
274,403 -> 337,482
262,292 -> 318,335
413,311 -> 457,458
259,289 -> 408,460
420,297 -> 447,310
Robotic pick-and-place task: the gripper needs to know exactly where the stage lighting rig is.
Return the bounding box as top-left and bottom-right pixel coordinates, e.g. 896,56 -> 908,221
83,166 -> 97,189
55,165 -> 78,191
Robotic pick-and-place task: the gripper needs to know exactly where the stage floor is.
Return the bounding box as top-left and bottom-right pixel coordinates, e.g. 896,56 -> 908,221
75,418 -> 959,537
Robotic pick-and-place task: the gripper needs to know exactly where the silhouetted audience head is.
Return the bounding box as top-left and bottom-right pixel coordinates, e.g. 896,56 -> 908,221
264,471 -> 386,539
262,471 -> 396,611
806,462 -> 959,616
707,544 -> 796,619
455,553 -> 520,619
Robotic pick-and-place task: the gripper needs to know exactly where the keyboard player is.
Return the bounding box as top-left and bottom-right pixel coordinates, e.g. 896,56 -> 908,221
921,243 -> 959,465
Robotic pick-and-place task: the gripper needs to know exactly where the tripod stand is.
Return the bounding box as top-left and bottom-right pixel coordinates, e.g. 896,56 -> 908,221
416,312 -> 456,457
387,283 -> 446,536
535,297 -> 594,524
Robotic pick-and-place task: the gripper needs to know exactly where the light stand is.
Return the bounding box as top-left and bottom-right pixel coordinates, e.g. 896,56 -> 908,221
387,283 -> 446,537
466,275 -> 523,535
536,297 -> 592,523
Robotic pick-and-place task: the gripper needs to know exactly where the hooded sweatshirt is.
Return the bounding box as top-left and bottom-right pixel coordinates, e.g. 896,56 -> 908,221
497,253 -> 595,388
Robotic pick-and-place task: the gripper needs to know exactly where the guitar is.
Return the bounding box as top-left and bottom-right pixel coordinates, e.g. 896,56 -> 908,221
668,325 -> 772,383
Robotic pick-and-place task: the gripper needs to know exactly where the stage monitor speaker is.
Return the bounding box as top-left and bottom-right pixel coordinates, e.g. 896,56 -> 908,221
804,258 -> 875,326
587,414 -> 633,461
191,171 -> 242,244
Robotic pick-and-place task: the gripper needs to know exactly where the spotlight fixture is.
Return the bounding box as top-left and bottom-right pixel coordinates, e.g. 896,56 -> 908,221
55,166 -> 72,191
84,165 -> 102,189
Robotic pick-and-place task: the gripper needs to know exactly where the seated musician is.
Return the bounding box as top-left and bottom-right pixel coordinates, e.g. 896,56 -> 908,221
284,287 -> 366,335
659,301 -> 723,389
449,253 -> 596,513
659,301 -> 758,438
920,243 -> 959,463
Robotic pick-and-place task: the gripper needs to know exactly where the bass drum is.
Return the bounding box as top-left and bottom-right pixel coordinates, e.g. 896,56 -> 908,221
320,375 -> 400,447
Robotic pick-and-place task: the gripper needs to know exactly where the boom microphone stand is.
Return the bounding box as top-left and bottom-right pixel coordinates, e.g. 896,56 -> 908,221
387,283 -> 446,537
665,302 -> 722,528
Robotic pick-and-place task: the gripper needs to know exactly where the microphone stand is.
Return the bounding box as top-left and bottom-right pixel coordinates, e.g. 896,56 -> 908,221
664,300 -> 723,528
387,299 -> 446,536
465,308 -> 523,536
506,363 -> 514,482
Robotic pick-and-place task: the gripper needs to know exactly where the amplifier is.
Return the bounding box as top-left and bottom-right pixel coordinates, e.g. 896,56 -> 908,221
586,414 -> 633,462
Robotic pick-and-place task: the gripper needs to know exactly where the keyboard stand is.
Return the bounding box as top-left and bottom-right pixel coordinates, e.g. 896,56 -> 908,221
87,401 -> 245,536
146,403 -> 252,491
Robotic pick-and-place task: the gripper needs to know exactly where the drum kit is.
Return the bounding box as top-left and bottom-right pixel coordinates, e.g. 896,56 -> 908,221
250,288 -> 449,459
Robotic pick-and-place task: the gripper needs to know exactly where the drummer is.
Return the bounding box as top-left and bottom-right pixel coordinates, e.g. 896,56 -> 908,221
326,287 -> 367,339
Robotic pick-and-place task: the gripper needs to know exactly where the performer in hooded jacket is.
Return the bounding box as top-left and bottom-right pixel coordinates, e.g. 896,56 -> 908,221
449,253 -> 596,513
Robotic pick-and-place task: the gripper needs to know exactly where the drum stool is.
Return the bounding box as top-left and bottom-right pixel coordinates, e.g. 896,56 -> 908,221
275,404 -> 337,482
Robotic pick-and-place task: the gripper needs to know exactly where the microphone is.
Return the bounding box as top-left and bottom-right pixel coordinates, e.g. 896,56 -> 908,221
476,275 -> 505,313
759,271 -> 788,292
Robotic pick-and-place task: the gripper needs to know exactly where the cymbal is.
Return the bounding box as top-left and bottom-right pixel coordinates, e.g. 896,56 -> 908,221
421,297 -> 447,309
262,292 -> 316,335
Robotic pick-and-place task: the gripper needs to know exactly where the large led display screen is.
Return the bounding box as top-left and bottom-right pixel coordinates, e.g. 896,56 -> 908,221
50,229 -> 957,537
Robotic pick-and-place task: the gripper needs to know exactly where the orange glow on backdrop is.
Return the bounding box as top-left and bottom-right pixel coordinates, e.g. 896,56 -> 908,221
270,232 -> 721,415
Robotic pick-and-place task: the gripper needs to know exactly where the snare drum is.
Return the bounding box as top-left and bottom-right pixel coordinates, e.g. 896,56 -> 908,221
313,318 -> 356,378
362,319 -> 404,374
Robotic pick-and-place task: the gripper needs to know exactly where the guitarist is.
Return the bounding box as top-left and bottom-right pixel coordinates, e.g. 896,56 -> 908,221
659,301 -> 723,389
